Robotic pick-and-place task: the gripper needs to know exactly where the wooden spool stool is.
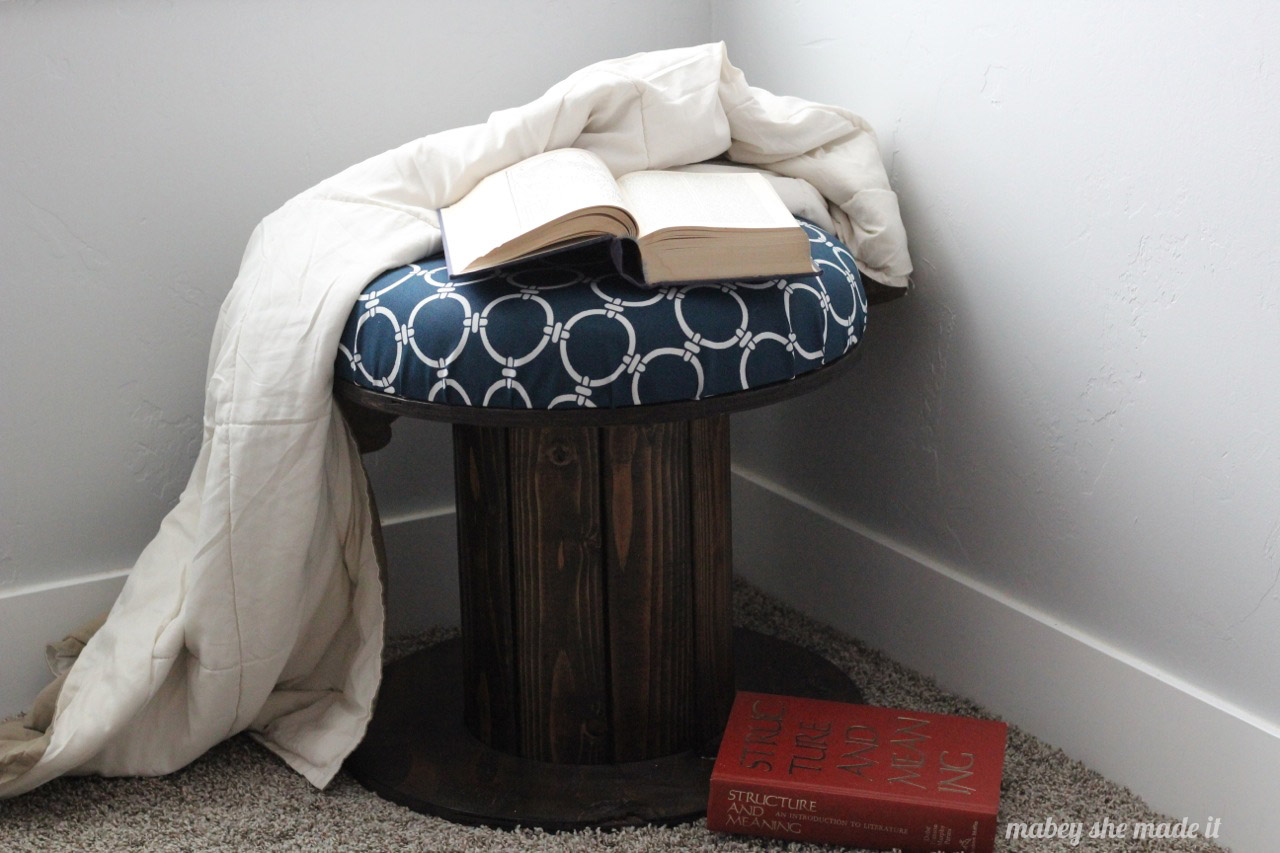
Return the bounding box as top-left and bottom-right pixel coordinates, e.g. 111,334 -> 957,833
336,352 -> 870,831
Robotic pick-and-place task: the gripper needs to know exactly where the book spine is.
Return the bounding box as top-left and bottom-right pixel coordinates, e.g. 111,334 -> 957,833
707,776 -> 995,852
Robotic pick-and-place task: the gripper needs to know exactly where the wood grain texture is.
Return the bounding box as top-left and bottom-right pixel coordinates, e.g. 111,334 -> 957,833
453,424 -> 519,752
602,422 -> 696,761
344,630 -> 862,830
508,425 -> 611,763
690,415 -> 735,745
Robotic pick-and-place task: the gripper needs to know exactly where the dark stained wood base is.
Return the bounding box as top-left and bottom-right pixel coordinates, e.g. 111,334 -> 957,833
346,627 -> 862,831
452,418 -> 737,764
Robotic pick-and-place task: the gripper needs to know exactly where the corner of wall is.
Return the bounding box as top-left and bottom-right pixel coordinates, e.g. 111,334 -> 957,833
729,465 -> 1280,850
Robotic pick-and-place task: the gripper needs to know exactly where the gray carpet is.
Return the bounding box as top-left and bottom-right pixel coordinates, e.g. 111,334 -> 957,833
0,582 -> 1228,852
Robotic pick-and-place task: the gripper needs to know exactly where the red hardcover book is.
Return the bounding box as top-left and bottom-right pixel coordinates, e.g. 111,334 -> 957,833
708,692 -> 1008,852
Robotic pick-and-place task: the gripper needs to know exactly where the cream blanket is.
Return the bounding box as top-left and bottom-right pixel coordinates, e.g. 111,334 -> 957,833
0,43 -> 910,796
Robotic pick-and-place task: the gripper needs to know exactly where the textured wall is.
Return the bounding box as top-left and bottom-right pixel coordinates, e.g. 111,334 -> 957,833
720,1 -> 1280,726
8,0 -> 1277,732
0,0 -> 710,590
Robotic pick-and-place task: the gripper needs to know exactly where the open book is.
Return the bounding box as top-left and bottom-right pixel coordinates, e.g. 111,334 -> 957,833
438,148 -> 817,286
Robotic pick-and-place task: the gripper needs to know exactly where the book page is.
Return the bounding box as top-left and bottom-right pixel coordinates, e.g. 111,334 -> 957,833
616,170 -> 796,238
440,148 -> 627,272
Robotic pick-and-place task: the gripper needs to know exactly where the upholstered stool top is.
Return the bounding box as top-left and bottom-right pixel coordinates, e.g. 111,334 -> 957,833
335,220 -> 866,413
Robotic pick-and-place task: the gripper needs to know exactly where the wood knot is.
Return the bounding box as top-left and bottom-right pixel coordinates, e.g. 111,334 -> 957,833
545,443 -> 574,467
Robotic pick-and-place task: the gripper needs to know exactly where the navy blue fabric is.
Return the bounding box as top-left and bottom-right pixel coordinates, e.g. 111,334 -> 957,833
335,220 -> 867,410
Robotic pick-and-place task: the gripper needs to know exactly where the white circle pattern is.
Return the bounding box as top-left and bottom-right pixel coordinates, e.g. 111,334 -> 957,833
336,220 -> 867,410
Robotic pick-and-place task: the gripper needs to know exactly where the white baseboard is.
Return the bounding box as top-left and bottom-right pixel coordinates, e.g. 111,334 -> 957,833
730,465 -> 1278,852
6,482 -> 1275,847
0,510 -> 461,721
379,505 -> 460,637
0,569 -> 131,720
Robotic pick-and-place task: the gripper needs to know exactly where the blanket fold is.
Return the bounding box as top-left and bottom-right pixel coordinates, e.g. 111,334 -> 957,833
0,42 -> 910,797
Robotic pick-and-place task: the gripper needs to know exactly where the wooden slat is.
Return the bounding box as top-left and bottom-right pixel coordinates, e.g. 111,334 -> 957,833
453,424 -> 519,752
690,414 -> 735,745
509,425 -> 611,763
603,422 -> 696,761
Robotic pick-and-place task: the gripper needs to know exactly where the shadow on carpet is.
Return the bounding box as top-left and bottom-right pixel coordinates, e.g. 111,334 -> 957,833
0,582 -> 1228,852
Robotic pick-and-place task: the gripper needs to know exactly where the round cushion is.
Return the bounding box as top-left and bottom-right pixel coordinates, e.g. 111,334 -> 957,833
335,220 -> 866,411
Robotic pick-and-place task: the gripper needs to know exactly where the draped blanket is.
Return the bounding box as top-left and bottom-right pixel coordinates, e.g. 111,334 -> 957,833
0,42 -> 910,796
